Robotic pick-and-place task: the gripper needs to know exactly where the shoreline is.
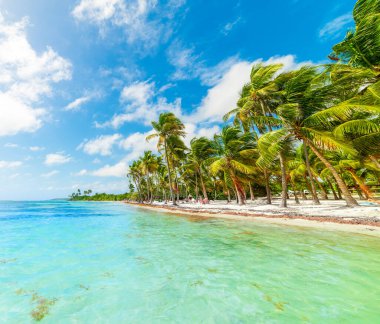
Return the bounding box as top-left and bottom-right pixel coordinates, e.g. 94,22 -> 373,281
125,201 -> 380,238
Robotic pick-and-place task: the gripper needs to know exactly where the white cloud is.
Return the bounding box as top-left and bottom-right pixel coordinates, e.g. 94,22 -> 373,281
64,90 -> 102,111
30,146 -> 45,151
119,130 -> 158,160
92,161 -> 128,177
222,17 -> 242,35
0,160 -> 22,169
97,81 -> 182,128
120,81 -> 153,105
41,170 -> 59,178
319,13 -> 353,39
64,96 -> 91,111
166,42 -> 240,86
0,13 -> 72,136
72,0 -> 185,50
74,169 -> 88,176
44,153 -> 72,166
184,123 -> 220,145
78,134 -> 122,156
186,55 -> 312,124
4,143 -> 18,148
167,40 -> 200,80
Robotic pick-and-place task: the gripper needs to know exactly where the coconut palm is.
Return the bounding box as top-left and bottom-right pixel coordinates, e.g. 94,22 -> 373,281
140,151 -> 160,203
186,137 -> 214,202
147,113 -> 186,205
128,160 -> 144,203
330,0 -> 380,70
257,66 -> 363,207
225,63 -> 285,204
207,126 -> 256,205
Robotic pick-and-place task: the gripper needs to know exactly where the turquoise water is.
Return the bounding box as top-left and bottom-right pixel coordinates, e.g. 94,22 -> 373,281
1,201 -> 379,323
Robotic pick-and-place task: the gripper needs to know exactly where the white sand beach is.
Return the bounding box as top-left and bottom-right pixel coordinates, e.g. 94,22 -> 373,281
127,199 -> 380,237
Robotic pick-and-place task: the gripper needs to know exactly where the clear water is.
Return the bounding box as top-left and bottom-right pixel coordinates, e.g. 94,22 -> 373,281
1,201 -> 379,323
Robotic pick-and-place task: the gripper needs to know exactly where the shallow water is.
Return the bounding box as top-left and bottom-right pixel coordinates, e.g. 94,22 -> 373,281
1,200 -> 379,323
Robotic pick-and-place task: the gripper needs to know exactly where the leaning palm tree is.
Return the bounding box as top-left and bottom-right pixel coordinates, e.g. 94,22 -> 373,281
224,63 -> 284,204
258,66 -> 362,207
146,113 -> 186,205
330,0 -> 380,71
140,151 -> 160,203
187,137 -> 214,202
207,126 -> 256,205
128,160 -> 144,203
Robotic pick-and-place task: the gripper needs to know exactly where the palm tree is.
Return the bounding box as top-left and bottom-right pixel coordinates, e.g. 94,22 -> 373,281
128,160 -> 144,203
208,126 -> 256,205
140,151 -> 160,203
146,113 -> 186,205
187,137 -> 214,202
257,66 -> 362,207
225,63 -> 285,205
330,0 -> 380,71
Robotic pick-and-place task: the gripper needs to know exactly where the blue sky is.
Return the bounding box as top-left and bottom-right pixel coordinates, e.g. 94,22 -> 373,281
0,0 -> 356,200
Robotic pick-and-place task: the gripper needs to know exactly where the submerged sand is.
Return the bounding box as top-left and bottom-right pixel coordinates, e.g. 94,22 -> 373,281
126,199 -> 380,238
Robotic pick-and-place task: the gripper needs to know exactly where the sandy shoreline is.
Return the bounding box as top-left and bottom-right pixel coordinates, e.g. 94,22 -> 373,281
125,200 -> 380,238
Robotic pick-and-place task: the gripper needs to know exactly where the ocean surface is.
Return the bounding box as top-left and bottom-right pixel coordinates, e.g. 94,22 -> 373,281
1,200 -> 379,323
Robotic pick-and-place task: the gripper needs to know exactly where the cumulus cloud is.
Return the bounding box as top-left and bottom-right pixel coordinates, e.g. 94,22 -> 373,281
64,96 -> 92,111
41,170 -> 59,178
319,13 -> 353,39
30,146 -> 45,152
78,134 -> 122,156
0,13 -> 72,137
64,90 -> 102,111
0,160 -> 22,169
72,0 -> 186,50
119,130 -> 158,160
186,55 -> 312,124
92,161 -> 129,177
44,153 -> 72,166
4,143 -> 18,148
97,81 -> 182,128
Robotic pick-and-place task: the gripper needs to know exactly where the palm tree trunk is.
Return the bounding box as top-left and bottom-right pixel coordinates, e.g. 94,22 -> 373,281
292,182 -> 300,204
279,152 -> 288,208
347,169 -> 372,199
227,188 -> 231,203
174,169 -> 180,202
303,141 -> 320,204
314,176 -> 328,199
164,140 -> 176,205
199,169 -> 209,202
306,140 -> 358,207
354,184 -> 365,200
146,174 -> 152,203
248,182 -> 255,201
233,182 -> 244,205
195,173 -> 199,200
231,171 -> 245,205
264,169 -> 272,204
326,178 -> 339,200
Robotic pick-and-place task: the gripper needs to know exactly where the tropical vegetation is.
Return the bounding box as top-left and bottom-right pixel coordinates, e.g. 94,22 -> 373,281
75,0 -> 380,207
